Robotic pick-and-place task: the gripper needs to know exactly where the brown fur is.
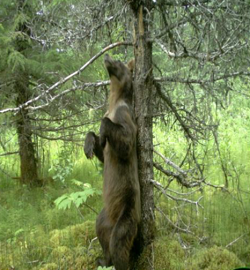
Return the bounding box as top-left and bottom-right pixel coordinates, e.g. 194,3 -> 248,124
84,55 -> 140,270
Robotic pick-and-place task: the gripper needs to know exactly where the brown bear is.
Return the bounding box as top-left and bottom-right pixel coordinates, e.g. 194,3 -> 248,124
84,54 -> 140,270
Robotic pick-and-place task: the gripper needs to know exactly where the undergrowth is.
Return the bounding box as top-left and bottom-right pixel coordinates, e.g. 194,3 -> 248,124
0,132 -> 249,269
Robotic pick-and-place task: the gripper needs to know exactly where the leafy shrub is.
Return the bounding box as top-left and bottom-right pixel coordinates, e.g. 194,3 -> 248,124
54,180 -> 101,210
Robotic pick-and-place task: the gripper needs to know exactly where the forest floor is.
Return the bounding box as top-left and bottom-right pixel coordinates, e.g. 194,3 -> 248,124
0,158 -> 249,270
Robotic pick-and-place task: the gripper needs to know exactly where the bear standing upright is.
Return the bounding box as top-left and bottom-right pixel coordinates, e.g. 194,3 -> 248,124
84,54 -> 141,270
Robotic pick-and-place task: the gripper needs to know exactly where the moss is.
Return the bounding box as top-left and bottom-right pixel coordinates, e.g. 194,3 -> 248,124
179,232 -> 204,247
136,242 -> 154,270
49,220 -> 96,248
47,221 -> 100,270
187,245 -> 244,270
154,237 -> 185,270
70,221 -> 96,246
50,246 -> 74,268
51,245 -> 73,258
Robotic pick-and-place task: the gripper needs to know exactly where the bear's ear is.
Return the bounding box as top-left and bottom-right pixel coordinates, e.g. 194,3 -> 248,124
127,59 -> 135,73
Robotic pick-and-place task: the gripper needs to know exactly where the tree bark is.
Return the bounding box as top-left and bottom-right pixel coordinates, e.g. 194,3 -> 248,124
15,73 -> 39,186
129,1 -> 155,269
14,0 -> 39,186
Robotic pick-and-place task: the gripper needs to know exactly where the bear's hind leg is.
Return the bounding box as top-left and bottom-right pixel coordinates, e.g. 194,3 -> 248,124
96,208 -> 113,266
110,209 -> 138,270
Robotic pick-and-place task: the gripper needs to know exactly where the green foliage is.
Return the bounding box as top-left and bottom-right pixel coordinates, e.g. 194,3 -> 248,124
49,146 -> 74,183
13,12 -> 29,30
54,181 -> 101,210
7,50 -> 26,71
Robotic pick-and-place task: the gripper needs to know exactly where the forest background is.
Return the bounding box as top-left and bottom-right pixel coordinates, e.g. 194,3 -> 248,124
0,0 -> 249,269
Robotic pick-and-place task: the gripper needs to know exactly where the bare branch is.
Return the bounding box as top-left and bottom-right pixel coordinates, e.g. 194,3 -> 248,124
34,131 -> 85,142
156,206 -> 193,234
154,149 -> 187,176
225,233 -> 248,248
153,149 -> 203,188
167,188 -> 202,196
203,181 -> 227,191
154,81 -> 195,141
27,81 -> 109,111
0,151 -> 19,157
149,179 -> 203,209
0,41 -> 132,114
155,39 -> 244,62
154,71 -> 250,85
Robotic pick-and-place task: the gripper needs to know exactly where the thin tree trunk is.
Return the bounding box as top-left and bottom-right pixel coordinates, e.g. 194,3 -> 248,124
15,74 -> 39,186
129,1 -> 155,269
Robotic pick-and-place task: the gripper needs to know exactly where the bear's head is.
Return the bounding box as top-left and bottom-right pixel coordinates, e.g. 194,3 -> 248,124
104,54 -> 134,103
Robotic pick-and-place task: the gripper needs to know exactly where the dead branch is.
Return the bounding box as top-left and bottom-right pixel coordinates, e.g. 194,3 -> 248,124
154,81 -> 195,141
34,131 -> 85,142
150,179 -> 203,210
27,81 -> 109,111
156,39 -> 230,62
203,181 -> 227,191
0,42 -> 132,114
167,188 -> 202,196
87,237 -> 98,254
154,71 -> 250,85
154,149 -> 187,175
225,233 -> 248,248
0,151 -> 19,157
153,150 -> 202,188
156,206 -> 193,234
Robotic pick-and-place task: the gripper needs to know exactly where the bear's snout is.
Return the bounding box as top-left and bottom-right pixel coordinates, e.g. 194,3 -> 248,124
104,54 -> 112,64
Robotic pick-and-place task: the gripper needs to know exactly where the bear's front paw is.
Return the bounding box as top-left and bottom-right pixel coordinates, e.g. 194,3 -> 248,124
84,132 -> 96,159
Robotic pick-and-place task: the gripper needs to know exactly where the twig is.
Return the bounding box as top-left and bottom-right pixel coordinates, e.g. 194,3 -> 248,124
156,206 -> 193,234
225,233 -> 248,248
167,187 -> 202,196
82,202 -> 98,215
203,181 -> 227,191
154,149 -> 187,176
149,179 -> 203,209
154,81 -> 195,141
0,151 -> 19,157
87,237 -> 98,253
153,150 -> 202,188
154,71 -> 250,85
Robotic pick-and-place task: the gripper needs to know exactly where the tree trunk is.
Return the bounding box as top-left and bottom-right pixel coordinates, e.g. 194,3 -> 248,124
13,0 -> 39,187
15,74 -> 39,186
129,1 -> 155,269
